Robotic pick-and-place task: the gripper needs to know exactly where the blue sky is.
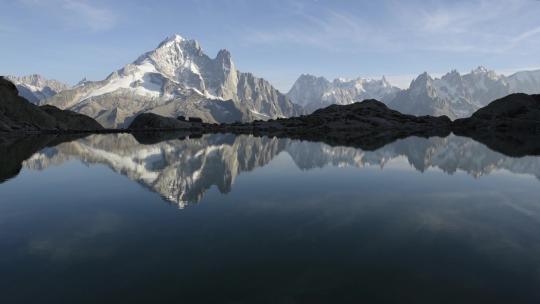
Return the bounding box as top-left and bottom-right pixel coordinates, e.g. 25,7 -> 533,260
1,0 -> 540,91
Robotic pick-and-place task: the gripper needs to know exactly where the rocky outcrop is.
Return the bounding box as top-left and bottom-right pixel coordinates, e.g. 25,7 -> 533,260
453,93 -> 540,132
453,93 -> 540,156
213,99 -> 452,150
129,113 -> 197,130
0,133 -> 88,182
39,105 -> 104,131
127,99 -> 452,151
0,77 -> 103,132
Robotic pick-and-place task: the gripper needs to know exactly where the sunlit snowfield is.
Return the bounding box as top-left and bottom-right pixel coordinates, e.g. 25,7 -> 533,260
1,134 -> 540,303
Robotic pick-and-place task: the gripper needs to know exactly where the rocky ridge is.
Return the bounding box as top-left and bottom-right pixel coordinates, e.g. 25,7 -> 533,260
0,77 -> 103,132
5,74 -> 69,104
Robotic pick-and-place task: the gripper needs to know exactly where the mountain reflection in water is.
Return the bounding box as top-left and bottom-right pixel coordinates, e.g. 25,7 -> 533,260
16,133 -> 540,208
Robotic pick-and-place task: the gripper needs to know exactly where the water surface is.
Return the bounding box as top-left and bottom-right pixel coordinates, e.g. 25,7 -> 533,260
1,133 -> 540,303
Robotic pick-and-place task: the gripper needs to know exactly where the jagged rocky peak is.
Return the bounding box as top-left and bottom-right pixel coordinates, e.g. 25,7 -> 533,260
75,77 -> 89,87
408,72 -> 437,96
380,75 -> 392,87
121,33 -> 240,98
133,34 -> 208,79
300,73 -> 330,82
469,65 -> 501,80
159,34 -> 185,46
43,33 -> 301,128
5,74 -> 69,104
6,74 -> 68,91
472,65 -> 489,74
411,72 -> 433,85
388,66 -> 540,119
216,49 -> 232,62
441,69 -> 461,81
287,73 -> 400,112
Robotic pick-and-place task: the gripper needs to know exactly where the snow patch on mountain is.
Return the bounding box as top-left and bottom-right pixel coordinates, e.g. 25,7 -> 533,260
287,74 -> 400,112
44,34 -> 302,127
5,74 -> 69,104
389,66 -> 540,119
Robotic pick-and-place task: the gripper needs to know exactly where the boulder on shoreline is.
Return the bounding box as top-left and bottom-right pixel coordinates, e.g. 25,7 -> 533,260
453,93 -> 540,133
128,113 -> 195,130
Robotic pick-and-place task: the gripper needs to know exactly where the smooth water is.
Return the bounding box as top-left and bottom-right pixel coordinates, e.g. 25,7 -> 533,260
1,133 -> 540,303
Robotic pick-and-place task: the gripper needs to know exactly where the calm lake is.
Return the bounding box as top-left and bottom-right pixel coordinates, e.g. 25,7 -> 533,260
1,133 -> 540,303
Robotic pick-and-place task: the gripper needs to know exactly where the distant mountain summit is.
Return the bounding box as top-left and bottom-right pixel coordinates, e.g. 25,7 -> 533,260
289,67 -> 540,119
287,74 -> 400,112
0,77 -> 102,132
5,74 -> 69,104
44,34 -> 302,127
390,66 -> 540,119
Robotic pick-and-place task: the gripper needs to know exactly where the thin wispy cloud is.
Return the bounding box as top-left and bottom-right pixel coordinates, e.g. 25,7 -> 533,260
2,0 -> 539,89
61,0 -> 116,31
244,0 -> 540,55
245,11 -> 394,53
18,0 -> 116,32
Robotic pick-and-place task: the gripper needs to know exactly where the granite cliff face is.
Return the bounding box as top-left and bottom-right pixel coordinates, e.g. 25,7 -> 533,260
44,34 -> 302,128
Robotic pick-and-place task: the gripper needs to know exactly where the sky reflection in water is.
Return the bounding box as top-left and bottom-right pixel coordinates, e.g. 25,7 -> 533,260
1,133 -> 540,303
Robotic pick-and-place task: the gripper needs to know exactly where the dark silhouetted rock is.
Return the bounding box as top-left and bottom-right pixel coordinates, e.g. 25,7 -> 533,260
177,115 -> 186,121
131,131 -> 194,145
0,133 -> 88,182
0,77 -> 103,132
40,105 -> 104,131
453,93 -> 540,132
129,113 -> 193,130
207,99 -> 453,150
188,117 -> 203,123
453,93 -> 540,156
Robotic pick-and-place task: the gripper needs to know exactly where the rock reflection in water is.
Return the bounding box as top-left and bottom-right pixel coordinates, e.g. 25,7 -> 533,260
17,133 -> 540,208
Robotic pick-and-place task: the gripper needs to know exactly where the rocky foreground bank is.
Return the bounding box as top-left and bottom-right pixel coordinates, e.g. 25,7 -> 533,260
0,77 -> 103,132
128,94 -> 540,153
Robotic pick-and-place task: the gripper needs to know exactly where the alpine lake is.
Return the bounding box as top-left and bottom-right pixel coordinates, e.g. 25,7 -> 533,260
1,132 -> 540,303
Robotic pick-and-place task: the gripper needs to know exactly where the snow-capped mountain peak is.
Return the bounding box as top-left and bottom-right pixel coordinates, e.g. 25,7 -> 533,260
287,74 -> 400,112
389,67 -> 540,119
5,74 -> 69,104
44,34 -> 302,128
472,66 -> 489,74
411,72 -> 433,86
160,34 -> 185,45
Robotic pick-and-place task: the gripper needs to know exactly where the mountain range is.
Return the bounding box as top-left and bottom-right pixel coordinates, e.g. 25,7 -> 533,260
388,67 -> 540,119
288,67 -> 540,118
5,34 -> 540,123
287,74 -> 400,112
